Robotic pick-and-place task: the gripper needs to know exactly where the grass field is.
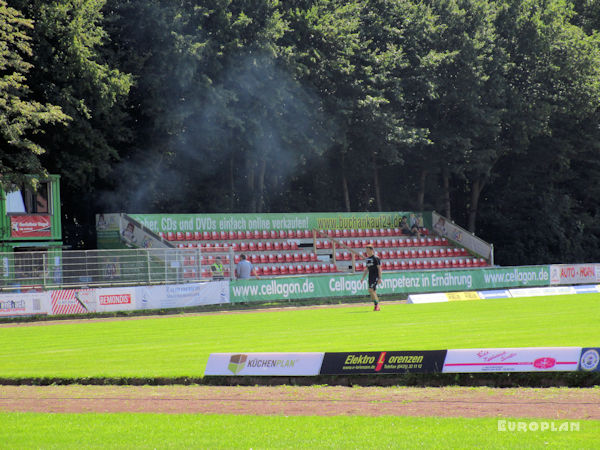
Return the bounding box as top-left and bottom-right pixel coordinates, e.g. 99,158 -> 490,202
1,412 -> 598,449
0,294 -> 598,378
1,293 -> 599,449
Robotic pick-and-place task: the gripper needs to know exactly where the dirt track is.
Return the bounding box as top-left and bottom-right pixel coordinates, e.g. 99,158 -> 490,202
1,385 -> 598,418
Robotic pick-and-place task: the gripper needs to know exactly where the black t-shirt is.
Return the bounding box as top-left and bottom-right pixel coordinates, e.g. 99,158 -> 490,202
366,255 -> 381,280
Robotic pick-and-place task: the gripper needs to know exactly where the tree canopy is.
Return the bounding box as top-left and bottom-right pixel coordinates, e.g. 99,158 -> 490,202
1,0 -> 600,265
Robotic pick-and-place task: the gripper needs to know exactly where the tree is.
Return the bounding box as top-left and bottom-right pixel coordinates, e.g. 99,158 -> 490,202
0,0 -> 68,187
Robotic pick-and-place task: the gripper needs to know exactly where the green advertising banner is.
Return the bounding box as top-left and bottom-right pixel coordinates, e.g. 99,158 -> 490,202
229,266 -> 550,303
128,212 -> 431,233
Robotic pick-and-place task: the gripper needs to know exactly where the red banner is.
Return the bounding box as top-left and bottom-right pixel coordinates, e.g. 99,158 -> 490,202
10,215 -> 51,237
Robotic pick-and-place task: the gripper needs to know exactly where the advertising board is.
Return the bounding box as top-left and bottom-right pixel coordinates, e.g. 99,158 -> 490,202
578,348 -> 600,372
204,352 -> 324,376
10,215 -> 51,238
136,281 -> 229,310
50,289 -> 96,315
0,291 -> 49,317
550,264 -> 600,285
230,266 -> 551,303
319,351 -> 447,374
443,347 -> 581,373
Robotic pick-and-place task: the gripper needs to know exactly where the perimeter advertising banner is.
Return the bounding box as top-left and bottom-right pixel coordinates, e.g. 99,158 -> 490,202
319,351 -> 447,374
136,281 -> 229,310
578,348 -> 600,372
442,347 -> 582,373
550,264 -> 600,285
127,212 -> 427,233
230,266 -> 551,303
0,291 -> 50,317
204,352 -> 324,376
10,215 -> 52,238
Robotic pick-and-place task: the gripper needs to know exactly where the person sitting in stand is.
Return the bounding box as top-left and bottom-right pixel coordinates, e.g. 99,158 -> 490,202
211,256 -> 225,281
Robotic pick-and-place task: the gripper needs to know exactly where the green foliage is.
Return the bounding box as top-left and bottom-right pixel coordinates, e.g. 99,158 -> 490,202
2,0 -> 600,263
0,0 -> 68,187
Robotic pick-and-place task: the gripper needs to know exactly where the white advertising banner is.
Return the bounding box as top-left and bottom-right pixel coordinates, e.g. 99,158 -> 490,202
50,289 -> 97,315
95,287 -> 137,312
443,347 -> 582,373
478,289 -> 511,299
205,352 -> 325,376
0,291 -> 50,317
407,293 -> 448,304
432,211 -> 492,259
136,281 -> 229,310
508,286 -> 576,298
550,264 -> 600,285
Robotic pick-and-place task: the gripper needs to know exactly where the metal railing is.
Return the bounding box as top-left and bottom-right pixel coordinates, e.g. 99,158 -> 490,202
0,248 -> 235,291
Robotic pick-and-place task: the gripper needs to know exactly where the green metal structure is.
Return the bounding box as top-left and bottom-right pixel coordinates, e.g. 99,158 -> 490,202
0,175 -> 63,289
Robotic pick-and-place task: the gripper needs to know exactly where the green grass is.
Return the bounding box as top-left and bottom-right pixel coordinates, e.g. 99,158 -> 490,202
1,412 -> 598,449
0,294 -> 598,378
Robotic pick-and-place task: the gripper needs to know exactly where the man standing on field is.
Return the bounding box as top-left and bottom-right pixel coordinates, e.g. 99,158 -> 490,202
361,245 -> 382,311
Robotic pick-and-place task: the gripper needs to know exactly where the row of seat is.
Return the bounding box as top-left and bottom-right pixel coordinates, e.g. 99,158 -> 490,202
320,237 -> 449,249
177,236 -> 451,252
355,258 -> 487,271
162,227 -> 429,242
186,256 -> 489,279
335,247 -> 469,261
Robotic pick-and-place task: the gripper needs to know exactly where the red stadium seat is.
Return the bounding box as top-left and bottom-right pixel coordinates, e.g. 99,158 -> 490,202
358,229 -> 366,237
248,242 -> 256,251
398,238 -> 407,248
262,266 -> 271,276
393,261 -> 400,270
288,265 -> 296,275
321,264 -> 329,273
329,264 -> 337,272
294,253 -> 302,262
296,265 -> 305,274
381,251 -> 389,259
383,261 -> 392,271
423,260 -> 431,270
313,264 -> 321,273
280,265 -> 288,275
400,261 -> 408,270
279,230 -> 287,239
254,267 -> 263,276
305,264 -> 313,274
408,261 -> 415,270
388,250 -> 397,259
265,242 -> 273,251
287,230 -> 296,238
350,229 -> 358,237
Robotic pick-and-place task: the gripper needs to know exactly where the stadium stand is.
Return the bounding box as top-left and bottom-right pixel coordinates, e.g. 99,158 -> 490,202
160,226 -> 487,278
